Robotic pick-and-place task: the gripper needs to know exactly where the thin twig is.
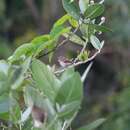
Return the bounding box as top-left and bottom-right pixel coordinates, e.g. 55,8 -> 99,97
55,50 -> 100,74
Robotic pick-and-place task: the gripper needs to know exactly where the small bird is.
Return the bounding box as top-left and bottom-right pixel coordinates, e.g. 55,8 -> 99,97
58,56 -> 73,67
31,105 -> 47,128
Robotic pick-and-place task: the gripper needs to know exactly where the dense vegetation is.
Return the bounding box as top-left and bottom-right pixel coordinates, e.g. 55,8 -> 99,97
0,0 -> 130,130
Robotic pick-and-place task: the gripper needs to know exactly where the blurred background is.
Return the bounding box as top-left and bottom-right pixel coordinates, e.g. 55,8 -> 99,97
0,0 -> 130,130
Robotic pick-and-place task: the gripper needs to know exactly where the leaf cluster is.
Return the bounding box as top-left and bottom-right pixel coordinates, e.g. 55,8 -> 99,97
0,0 -> 108,130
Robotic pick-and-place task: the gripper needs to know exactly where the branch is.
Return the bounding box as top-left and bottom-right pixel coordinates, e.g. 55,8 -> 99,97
55,50 -> 100,74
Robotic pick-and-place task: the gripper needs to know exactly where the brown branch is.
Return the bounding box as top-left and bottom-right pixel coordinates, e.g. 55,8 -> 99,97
55,50 -> 100,74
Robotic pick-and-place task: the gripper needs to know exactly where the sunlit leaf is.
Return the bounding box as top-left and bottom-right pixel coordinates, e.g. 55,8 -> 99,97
31,35 -> 50,45
33,40 -> 53,57
69,17 -> 79,28
54,14 -> 71,27
8,43 -> 33,63
50,25 -> 71,39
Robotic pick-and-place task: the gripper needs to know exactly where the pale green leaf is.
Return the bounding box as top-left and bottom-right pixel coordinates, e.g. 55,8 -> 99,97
58,101 -> 80,119
77,118 -> 106,130
33,39 -> 53,57
56,70 -> 83,105
0,95 -> 9,114
84,4 -> 104,19
8,43 -> 33,63
63,33 -> 85,45
50,25 -> 71,39
10,57 -> 31,89
89,24 -> 112,32
31,59 -> 61,103
80,24 -> 95,39
24,86 -> 56,119
90,35 -> 101,50
0,72 -> 9,95
0,60 -> 9,75
79,0 -> 89,14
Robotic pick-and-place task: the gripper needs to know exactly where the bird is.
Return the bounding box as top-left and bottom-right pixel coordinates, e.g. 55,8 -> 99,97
58,56 -> 73,67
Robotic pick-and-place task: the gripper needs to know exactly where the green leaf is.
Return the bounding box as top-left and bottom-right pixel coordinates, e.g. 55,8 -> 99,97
62,0 -> 80,20
84,4 -> 104,19
24,86 -> 56,121
9,97 -> 21,123
63,33 -> 85,46
0,95 -> 9,114
90,35 -> 102,50
80,24 -> 88,36
0,60 -> 9,75
54,14 -> 71,27
31,59 -> 61,103
8,43 -> 33,63
0,94 -> 9,120
48,52 -> 54,63
58,101 -> 80,119
0,60 -> 9,95
33,39 -> 54,57
79,0 -> 89,14
77,118 -> 106,130
69,16 -> 79,28
50,25 -> 71,39
89,24 -> 112,32
10,57 -> 31,89
78,50 -> 89,61
31,35 -> 50,45
0,72 -> 9,95
31,35 -> 51,57
56,70 -> 83,105
60,68 -> 75,81
80,24 -> 95,40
